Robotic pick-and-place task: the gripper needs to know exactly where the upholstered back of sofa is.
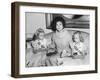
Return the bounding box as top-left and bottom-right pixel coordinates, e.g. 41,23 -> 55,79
26,29 -> 89,54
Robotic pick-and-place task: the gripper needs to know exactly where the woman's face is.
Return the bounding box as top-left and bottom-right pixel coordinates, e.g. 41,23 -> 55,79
56,21 -> 64,32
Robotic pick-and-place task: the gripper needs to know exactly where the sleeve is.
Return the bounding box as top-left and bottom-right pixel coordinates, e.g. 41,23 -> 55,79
44,39 -> 48,48
77,43 -> 86,55
31,40 -> 40,50
67,31 -> 73,51
71,43 -> 76,54
79,43 -> 84,51
62,31 -> 73,56
48,33 -> 56,49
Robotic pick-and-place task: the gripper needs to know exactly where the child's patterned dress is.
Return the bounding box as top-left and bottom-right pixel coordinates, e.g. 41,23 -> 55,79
32,39 -> 47,66
72,42 -> 84,56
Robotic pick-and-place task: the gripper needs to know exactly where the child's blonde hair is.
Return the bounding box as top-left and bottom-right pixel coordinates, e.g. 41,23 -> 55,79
36,28 -> 45,36
72,31 -> 84,42
32,28 -> 45,40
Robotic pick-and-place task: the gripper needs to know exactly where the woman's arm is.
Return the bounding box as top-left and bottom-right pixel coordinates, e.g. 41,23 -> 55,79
67,33 -> 73,55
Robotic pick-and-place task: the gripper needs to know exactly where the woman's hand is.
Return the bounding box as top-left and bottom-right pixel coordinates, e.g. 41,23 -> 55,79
61,50 -> 71,57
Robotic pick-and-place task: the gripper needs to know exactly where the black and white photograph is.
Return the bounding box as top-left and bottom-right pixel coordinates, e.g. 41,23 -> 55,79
11,2 -> 97,78
25,13 -> 90,67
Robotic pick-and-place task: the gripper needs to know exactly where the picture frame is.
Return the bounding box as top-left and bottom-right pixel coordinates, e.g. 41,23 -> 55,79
11,2 -> 98,78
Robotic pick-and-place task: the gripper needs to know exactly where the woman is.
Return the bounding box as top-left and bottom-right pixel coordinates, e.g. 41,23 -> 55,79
47,16 -> 73,66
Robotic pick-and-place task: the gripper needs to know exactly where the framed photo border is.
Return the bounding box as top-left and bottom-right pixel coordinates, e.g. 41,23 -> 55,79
11,2 -> 98,78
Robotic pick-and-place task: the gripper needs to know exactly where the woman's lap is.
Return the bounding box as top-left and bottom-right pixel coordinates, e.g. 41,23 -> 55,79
47,54 -> 60,66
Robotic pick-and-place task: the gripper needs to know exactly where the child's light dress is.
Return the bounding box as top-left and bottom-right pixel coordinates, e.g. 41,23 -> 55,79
72,42 -> 84,55
30,38 -> 48,67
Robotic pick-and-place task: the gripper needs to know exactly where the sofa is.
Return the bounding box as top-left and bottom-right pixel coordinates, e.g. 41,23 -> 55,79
26,28 -> 90,67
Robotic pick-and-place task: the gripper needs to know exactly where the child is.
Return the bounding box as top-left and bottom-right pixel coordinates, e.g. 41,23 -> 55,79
31,28 -> 48,67
72,31 -> 86,59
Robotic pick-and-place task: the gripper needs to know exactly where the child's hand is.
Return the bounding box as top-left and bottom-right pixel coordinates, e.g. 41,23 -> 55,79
62,50 -> 66,55
57,58 -> 63,66
74,46 -> 78,51
61,50 -> 71,57
61,50 -> 67,58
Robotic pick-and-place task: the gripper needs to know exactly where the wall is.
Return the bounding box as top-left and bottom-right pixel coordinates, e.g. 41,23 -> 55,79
26,13 -> 52,38
26,13 -> 46,34
0,0 -> 100,80
26,13 -> 51,34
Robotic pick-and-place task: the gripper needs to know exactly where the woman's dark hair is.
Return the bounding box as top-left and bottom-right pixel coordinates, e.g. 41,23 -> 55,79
50,16 -> 66,31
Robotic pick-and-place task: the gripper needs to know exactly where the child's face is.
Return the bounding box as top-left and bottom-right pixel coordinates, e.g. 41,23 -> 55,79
56,21 -> 64,32
38,32 -> 45,40
74,33 -> 80,43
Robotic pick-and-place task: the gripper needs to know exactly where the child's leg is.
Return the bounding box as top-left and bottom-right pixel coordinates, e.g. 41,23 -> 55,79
33,54 -> 42,67
41,54 -> 46,66
45,57 -> 52,66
